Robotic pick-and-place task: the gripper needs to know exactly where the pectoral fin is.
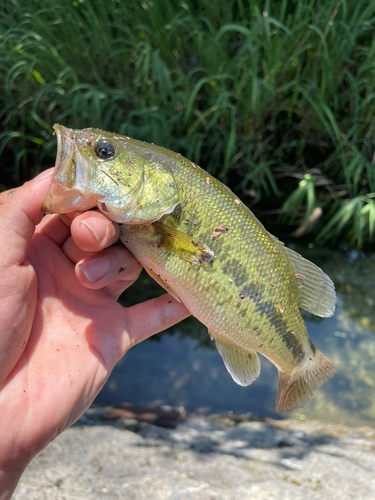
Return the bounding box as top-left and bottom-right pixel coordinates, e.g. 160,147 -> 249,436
151,222 -> 215,266
214,338 -> 261,386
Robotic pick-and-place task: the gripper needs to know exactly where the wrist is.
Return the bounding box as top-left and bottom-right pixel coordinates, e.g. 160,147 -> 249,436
0,463 -> 25,500
0,451 -> 31,500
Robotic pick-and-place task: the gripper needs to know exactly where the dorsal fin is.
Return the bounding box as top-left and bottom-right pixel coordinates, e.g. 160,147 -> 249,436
281,245 -> 336,318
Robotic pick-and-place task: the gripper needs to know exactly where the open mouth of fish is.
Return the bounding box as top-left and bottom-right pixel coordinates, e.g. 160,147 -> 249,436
42,124 -> 97,214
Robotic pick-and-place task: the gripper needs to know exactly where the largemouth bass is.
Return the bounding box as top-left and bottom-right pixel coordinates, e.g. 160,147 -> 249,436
43,124 -> 336,412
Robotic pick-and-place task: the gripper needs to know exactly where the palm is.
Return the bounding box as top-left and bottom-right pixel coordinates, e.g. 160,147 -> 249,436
1,230 -> 128,459
0,176 -> 189,474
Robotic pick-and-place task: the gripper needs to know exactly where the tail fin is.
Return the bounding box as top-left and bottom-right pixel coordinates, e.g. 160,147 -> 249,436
276,348 -> 335,413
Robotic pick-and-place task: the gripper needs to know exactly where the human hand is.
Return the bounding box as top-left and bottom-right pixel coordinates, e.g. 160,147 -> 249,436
0,170 -> 189,498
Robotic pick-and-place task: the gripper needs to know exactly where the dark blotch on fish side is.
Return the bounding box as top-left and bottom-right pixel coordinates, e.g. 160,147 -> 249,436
238,280 -> 305,360
256,299 -> 304,359
222,258 -> 248,288
210,235 -> 225,254
240,283 -> 261,299
281,330 -> 305,359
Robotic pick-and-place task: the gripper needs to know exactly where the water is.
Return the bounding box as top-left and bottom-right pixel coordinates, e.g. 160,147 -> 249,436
95,245 -> 375,427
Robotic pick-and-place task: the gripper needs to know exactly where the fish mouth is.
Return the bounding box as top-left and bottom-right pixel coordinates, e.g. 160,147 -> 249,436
42,124 -> 96,214
55,123 -> 75,180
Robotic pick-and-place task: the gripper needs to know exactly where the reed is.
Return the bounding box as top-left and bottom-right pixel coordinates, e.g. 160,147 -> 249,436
1,0 -> 375,246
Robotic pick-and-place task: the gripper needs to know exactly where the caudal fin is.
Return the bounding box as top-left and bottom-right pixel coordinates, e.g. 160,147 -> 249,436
276,348 -> 335,413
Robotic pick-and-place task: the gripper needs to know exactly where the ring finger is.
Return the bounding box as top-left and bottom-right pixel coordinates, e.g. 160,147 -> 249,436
76,245 -> 142,293
62,236 -> 142,299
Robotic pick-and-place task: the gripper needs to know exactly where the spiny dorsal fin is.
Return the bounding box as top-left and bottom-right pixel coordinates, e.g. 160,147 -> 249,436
281,245 -> 336,318
214,337 -> 261,386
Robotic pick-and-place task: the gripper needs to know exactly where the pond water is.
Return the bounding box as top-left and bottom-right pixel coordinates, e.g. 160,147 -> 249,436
95,245 -> 375,427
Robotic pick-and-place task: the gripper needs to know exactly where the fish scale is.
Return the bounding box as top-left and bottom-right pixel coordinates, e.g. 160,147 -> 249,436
131,162 -> 299,332
43,124 -> 337,412
120,166 -> 309,369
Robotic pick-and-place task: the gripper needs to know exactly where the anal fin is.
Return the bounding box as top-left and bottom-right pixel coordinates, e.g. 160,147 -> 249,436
214,338 -> 261,386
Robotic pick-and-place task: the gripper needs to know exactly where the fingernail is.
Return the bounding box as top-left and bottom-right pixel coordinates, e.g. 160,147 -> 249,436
80,218 -> 107,242
79,256 -> 110,283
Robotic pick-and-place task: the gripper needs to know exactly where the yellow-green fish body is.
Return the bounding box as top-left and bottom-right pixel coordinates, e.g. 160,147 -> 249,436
43,124 -> 336,412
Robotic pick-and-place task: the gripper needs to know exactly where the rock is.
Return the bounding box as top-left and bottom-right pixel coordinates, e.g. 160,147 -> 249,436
102,402 -> 186,428
12,409 -> 375,499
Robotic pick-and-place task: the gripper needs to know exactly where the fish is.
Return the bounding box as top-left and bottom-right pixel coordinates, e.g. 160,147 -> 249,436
43,124 -> 336,413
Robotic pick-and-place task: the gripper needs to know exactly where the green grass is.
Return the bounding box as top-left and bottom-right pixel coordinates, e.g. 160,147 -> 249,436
1,0 -> 375,247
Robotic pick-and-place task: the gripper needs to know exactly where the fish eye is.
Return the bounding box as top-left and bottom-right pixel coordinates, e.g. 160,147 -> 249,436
94,141 -> 116,160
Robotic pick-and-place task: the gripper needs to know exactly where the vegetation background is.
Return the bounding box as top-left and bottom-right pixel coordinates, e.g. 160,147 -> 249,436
1,0 -> 375,247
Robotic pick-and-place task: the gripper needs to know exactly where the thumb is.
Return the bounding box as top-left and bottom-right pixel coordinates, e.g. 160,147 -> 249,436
0,169 -> 53,267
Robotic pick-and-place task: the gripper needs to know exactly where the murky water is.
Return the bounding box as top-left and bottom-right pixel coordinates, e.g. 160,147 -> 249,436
95,245 -> 375,427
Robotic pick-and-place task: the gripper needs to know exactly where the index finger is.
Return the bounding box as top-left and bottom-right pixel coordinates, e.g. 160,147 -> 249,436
70,212 -> 120,253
